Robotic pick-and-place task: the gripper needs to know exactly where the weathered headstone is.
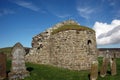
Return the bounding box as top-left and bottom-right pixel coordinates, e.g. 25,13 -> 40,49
100,52 -> 109,77
100,57 -> 109,77
8,42 -> 29,80
110,58 -> 117,76
110,53 -> 117,76
0,52 -> 6,79
90,60 -> 98,80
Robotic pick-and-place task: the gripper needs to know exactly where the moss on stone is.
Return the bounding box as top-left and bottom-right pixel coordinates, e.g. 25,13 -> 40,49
51,25 -> 95,35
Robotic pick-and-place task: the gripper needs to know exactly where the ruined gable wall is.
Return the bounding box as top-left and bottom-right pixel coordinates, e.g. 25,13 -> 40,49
25,20 -> 97,70
25,20 -> 81,65
25,32 -> 50,64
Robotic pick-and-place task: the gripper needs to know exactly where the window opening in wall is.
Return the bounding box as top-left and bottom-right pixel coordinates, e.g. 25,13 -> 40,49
87,40 -> 92,45
88,40 -> 92,55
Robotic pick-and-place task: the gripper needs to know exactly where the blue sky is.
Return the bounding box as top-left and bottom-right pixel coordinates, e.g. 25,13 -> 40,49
0,0 -> 120,48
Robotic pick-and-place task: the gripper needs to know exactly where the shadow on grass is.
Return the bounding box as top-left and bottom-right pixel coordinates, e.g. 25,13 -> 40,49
88,71 -> 111,80
98,71 -> 111,75
27,67 -> 34,72
107,71 -> 111,75
88,74 -> 90,80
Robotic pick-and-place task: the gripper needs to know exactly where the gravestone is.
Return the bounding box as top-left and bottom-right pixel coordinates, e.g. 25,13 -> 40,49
110,53 -> 117,76
100,57 -> 109,77
8,42 -> 29,80
0,52 -> 6,79
110,58 -> 117,76
100,52 -> 110,77
90,61 -> 98,80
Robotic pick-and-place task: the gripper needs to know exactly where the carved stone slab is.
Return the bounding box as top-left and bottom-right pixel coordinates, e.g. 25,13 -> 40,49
8,42 -> 29,80
0,52 -> 6,79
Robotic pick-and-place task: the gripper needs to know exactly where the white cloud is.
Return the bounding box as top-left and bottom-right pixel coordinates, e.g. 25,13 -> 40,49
55,14 -> 70,18
93,20 -> 120,45
0,9 -> 15,16
77,7 -> 95,19
14,0 -> 40,11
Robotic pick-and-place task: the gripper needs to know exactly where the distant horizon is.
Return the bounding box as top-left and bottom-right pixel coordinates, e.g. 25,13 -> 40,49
1,45 -> 120,49
0,0 -> 120,48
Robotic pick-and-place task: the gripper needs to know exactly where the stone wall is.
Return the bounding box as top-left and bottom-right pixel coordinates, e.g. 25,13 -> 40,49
25,20 -> 97,70
50,30 -> 97,70
26,33 -> 50,64
98,48 -> 120,58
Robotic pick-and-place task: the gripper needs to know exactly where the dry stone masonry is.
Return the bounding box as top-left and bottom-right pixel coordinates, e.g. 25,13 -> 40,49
8,42 -> 29,80
25,20 -> 97,70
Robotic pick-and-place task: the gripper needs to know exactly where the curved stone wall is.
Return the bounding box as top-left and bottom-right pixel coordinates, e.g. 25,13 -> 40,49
25,20 -> 97,70
50,30 -> 97,70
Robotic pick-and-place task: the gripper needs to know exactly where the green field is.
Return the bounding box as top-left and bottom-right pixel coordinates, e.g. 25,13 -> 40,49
5,58 -> 120,80
1,48 -> 120,80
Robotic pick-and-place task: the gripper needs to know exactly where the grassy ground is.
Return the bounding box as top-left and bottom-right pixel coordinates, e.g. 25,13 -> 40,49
0,47 -> 12,58
97,58 -> 120,80
5,58 -> 120,80
1,48 -> 120,80
25,63 -> 89,80
0,47 -> 12,54
0,47 -> 30,59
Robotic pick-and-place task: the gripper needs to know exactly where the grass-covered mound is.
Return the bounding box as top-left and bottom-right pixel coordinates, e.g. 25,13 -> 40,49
0,47 -> 30,59
0,47 -> 12,59
0,47 -> 12,54
51,25 -> 94,35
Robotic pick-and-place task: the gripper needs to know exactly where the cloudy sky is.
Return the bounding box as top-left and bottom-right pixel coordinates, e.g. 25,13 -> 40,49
0,0 -> 120,48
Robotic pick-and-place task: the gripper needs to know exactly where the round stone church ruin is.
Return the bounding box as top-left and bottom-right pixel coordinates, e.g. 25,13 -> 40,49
25,20 -> 97,70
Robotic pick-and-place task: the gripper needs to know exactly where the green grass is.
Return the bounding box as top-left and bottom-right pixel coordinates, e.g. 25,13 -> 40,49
25,63 -> 89,80
5,58 -> 120,80
0,47 -> 12,59
6,60 -> 89,80
1,48 -> 120,80
0,47 -> 12,54
51,25 -> 95,35
97,58 -> 120,80
0,47 -> 30,59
